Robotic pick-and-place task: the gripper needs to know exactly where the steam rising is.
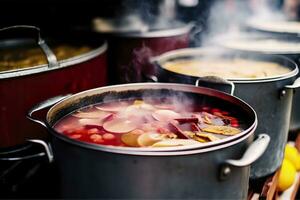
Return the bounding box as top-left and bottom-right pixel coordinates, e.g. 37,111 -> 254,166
197,0 -> 288,47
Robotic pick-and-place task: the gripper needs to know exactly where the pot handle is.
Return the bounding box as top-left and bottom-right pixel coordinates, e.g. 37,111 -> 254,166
27,94 -> 72,128
219,134 -> 270,180
0,140 -> 54,163
195,76 -> 235,95
0,25 -> 58,68
285,77 -> 300,90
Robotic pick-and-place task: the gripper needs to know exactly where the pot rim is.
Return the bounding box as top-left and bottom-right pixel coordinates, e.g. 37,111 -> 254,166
214,34 -> 300,55
0,41 -> 108,79
151,47 -> 299,83
94,22 -> 194,38
45,83 -> 258,155
246,18 -> 300,35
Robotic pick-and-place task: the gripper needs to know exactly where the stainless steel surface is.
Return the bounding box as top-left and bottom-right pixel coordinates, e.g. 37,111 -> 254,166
0,25 -> 58,69
27,94 -> 72,128
285,76 -> 300,89
152,49 -> 298,178
195,76 -> 235,95
225,134 -> 270,167
28,140 -> 54,163
27,83 -> 262,199
0,37 -> 108,79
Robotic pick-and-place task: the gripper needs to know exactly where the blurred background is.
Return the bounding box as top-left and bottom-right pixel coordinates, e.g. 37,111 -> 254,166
0,0 -> 290,36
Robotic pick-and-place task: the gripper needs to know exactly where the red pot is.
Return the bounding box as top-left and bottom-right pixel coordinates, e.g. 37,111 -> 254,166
94,21 -> 193,84
0,26 -> 108,148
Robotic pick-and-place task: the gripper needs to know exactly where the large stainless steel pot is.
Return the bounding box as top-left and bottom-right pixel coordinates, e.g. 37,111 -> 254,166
151,48 -> 300,179
244,20 -> 300,132
26,83 -> 269,199
216,34 -> 300,132
0,26 -> 108,149
93,19 -> 193,84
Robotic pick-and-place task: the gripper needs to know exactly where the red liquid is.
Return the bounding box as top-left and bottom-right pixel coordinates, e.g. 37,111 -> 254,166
54,99 -> 243,147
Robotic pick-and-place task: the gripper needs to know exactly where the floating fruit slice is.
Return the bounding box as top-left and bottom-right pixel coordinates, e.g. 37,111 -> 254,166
96,102 -> 129,112
152,110 -> 181,122
203,116 -> 212,124
153,104 -> 175,110
194,132 -> 220,142
152,139 -> 199,147
73,110 -> 112,119
169,121 -> 190,139
137,133 -> 164,147
202,125 -> 241,135
121,130 -> 144,147
78,118 -> 102,126
103,118 -> 137,133
174,117 -> 199,124
132,101 -> 155,110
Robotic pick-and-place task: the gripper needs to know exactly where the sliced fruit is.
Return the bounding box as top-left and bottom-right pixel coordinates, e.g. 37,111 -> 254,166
137,133 -> 164,147
96,102 -> 128,112
169,121 -> 190,139
103,118 -> 137,133
194,132 -> 220,142
152,139 -> 199,147
73,110 -> 112,120
152,110 -> 181,122
153,104 -> 175,110
202,125 -> 241,135
174,117 -> 199,124
203,116 -> 212,124
121,130 -> 144,147
78,118 -> 102,126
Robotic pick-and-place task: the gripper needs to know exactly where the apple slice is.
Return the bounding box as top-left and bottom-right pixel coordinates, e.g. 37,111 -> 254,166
137,133 -> 164,147
72,110 -> 112,119
152,110 -> 181,122
96,102 -> 129,112
78,118 -> 102,126
103,118 -> 137,133
121,130 -> 144,147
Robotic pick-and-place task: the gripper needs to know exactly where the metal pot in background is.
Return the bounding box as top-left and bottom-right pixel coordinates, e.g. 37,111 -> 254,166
244,20 -> 300,132
151,48 -> 300,179
216,33 -> 300,132
0,26 -> 108,149
26,83 -> 269,199
93,18 -> 193,84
